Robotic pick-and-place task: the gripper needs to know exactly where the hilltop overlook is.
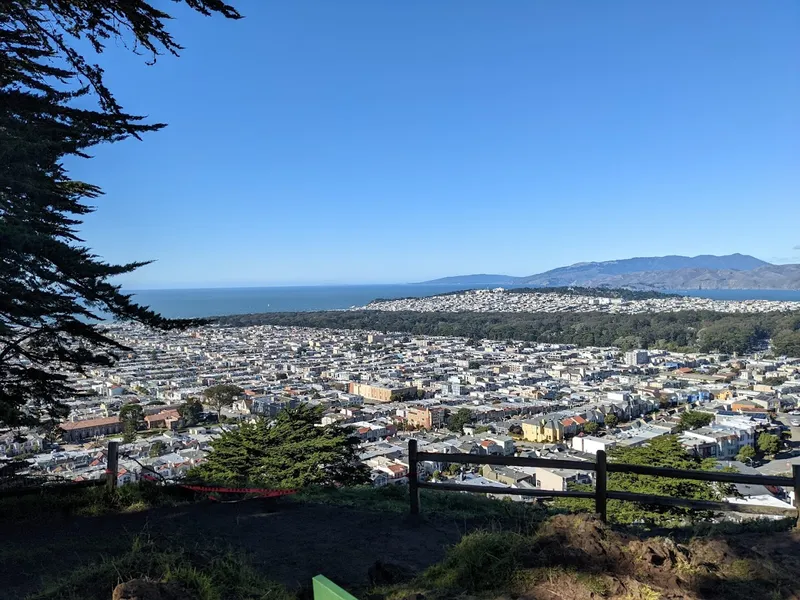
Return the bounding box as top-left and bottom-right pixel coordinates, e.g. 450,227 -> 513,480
4,486 -> 800,600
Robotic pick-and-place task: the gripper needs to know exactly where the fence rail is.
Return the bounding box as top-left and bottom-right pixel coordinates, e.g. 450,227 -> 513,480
408,440 -> 800,524
0,477 -> 105,499
0,441 -> 296,501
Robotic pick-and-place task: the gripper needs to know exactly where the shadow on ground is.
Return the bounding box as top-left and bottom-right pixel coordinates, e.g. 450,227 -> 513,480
0,500 -> 465,600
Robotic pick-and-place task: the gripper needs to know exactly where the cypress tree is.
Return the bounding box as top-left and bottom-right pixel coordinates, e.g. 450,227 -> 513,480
0,1 -> 241,427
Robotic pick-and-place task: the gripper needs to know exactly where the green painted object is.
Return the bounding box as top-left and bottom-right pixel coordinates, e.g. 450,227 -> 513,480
312,575 -> 359,600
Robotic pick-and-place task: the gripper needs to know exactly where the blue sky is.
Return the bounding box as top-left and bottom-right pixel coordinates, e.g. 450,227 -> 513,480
71,1 -> 799,288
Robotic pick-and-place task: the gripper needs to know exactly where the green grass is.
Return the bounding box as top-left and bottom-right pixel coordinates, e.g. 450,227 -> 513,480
27,535 -> 293,600
684,517 -> 795,538
0,481 -> 195,522
420,531 -> 530,592
294,484 -> 548,530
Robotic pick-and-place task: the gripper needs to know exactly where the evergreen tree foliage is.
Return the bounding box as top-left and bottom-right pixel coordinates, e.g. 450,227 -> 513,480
149,440 -> 165,458
735,444 -> 756,463
119,403 -> 144,443
677,410 -> 714,431
203,384 -> 243,419
447,408 -> 473,434
188,405 -> 370,488
177,399 -> 203,427
757,433 -> 780,457
222,310 -> 800,358
555,435 -> 720,526
0,1 -> 240,428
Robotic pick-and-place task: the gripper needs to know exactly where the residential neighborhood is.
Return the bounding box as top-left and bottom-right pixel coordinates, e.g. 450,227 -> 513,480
361,288 -> 800,314
4,322 -> 800,516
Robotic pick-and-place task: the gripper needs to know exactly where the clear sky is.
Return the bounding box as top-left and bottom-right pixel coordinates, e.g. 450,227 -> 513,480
72,1 -> 800,288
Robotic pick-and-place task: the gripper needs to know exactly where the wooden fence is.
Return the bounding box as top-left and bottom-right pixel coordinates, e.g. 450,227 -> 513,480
407,439 -> 800,524
0,441 -> 119,499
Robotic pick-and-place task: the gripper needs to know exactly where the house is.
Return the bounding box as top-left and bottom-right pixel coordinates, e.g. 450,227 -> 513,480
560,415 -> 587,437
406,406 -> 446,430
522,418 -> 564,443
481,464 -> 534,487
60,416 -> 123,443
487,435 -> 515,456
535,467 -> 592,492
681,424 -> 755,459
571,435 -> 616,455
477,439 -> 503,455
144,409 -> 180,430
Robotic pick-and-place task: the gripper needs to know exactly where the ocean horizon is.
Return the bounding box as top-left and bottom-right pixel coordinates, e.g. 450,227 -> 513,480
125,285 -> 800,320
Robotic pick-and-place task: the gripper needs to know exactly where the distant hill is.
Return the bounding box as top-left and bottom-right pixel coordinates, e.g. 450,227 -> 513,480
416,254 -> 800,290
581,264 -> 800,291
415,273 -> 517,285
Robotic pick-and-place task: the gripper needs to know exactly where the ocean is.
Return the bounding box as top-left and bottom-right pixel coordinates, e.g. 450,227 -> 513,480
127,285 -> 800,319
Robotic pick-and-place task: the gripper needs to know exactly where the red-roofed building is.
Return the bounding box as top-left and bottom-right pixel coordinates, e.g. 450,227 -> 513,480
144,409 -> 181,430
60,416 -> 123,443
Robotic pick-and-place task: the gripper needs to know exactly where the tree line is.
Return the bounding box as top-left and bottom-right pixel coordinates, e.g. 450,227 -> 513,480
217,310 -> 800,356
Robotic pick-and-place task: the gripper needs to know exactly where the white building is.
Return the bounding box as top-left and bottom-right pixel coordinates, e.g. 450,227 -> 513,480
624,350 -> 649,366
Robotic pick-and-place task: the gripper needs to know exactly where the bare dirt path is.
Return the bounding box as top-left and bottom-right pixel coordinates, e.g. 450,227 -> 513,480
1,500 -> 466,600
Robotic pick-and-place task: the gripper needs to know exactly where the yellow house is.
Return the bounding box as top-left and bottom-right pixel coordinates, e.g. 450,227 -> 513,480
713,389 -> 734,401
522,418 -> 564,443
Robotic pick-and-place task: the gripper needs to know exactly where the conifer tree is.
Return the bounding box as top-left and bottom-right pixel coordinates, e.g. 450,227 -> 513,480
189,405 -> 371,488
0,2 -> 240,427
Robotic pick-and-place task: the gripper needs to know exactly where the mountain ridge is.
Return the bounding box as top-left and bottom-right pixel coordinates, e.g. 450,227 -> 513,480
416,254 -> 800,290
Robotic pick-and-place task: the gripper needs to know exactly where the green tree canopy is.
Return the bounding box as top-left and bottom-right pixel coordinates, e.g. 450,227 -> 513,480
149,441 -> 165,458
447,408 -> 473,434
188,405 -> 369,488
218,311 -> 800,359
604,414 -> 619,428
678,410 -> 714,431
773,331 -> 800,357
735,444 -> 756,463
119,403 -> 144,443
178,399 -> 203,427
758,433 -> 780,457
555,435 -> 720,526
203,384 -> 243,419
0,1 -> 240,428
583,421 -> 599,435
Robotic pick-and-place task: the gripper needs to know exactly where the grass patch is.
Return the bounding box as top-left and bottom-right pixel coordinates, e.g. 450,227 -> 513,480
684,517 -> 795,538
577,572 -> 612,596
420,531 -> 530,592
0,481 -> 195,522
28,535 -> 293,600
295,484 -> 547,529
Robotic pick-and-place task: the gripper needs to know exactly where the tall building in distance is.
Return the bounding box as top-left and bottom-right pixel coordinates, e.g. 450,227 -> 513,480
624,349 -> 649,366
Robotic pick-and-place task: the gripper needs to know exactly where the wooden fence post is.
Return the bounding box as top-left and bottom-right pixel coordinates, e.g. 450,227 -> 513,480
595,449 -> 607,523
408,439 -> 420,516
106,441 -> 119,492
793,464 -> 800,529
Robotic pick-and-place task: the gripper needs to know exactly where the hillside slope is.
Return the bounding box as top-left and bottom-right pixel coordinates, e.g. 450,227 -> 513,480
551,263 -> 800,290
5,486 -> 800,600
517,253 -> 770,286
419,254 -> 794,289
380,513 -> 800,600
